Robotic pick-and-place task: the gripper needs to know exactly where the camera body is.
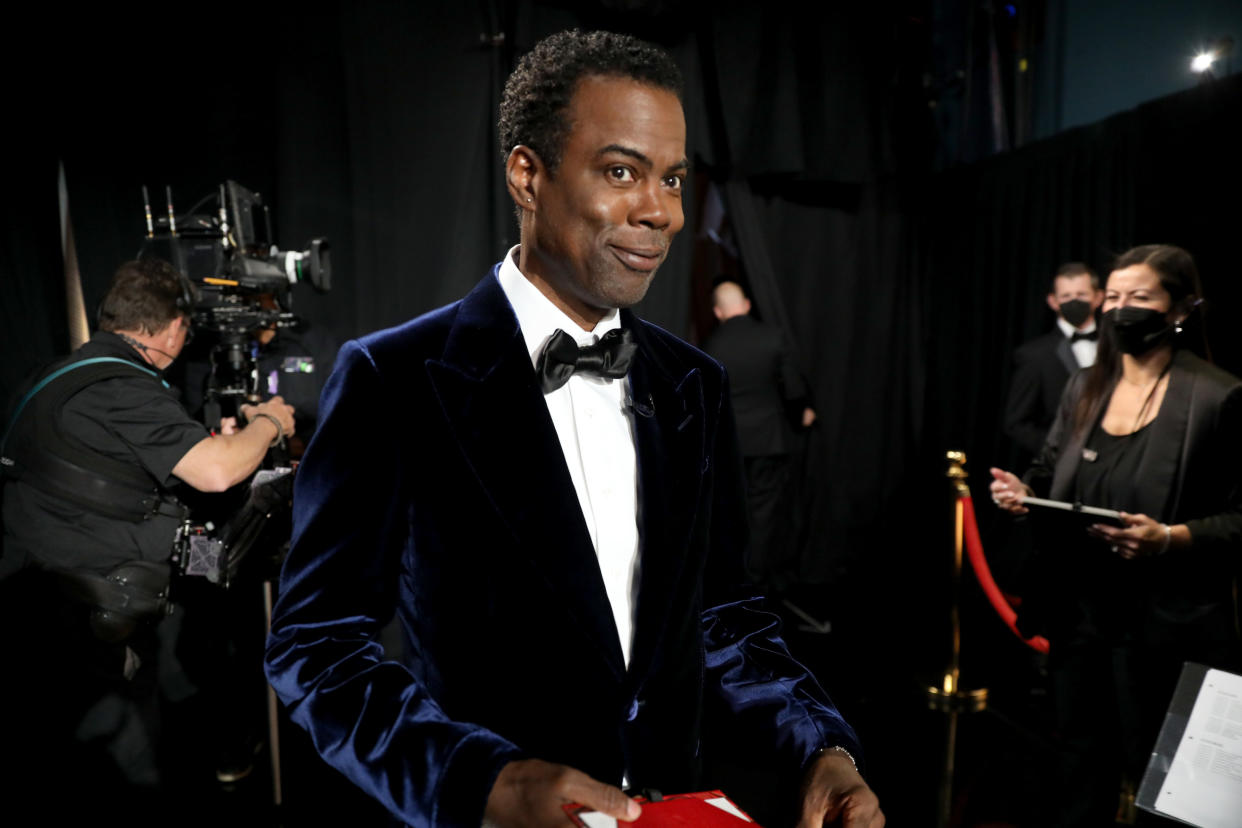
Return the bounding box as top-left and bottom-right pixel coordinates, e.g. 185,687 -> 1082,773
139,181 -> 330,424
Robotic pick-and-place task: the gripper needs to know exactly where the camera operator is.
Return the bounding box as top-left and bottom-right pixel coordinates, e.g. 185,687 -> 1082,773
0,257 -> 293,814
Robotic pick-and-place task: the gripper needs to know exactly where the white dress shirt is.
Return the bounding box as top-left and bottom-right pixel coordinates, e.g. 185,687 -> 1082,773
496,247 -> 641,667
1057,316 -> 1098,368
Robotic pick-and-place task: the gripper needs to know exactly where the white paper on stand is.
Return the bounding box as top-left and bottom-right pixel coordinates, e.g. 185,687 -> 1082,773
1154,668 -> 1242,828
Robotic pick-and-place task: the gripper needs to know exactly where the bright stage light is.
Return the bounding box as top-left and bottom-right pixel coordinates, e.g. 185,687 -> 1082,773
1191,52 -> 1216,73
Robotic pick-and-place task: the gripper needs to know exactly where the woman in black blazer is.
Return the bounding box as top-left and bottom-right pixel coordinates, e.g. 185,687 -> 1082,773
989,244 -> 1242,826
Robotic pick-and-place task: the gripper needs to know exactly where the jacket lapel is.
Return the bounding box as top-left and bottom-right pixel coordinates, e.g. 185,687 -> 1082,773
1050,395 -> 1092,503
1132,352 -> 1192,519
1054,335 -> 1078,376
624,316 -> 707,685
424,272 -> 625,677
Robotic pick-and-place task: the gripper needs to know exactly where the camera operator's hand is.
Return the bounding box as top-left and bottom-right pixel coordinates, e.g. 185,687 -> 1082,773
241,396 -> 296,440
174,396 -> 297,492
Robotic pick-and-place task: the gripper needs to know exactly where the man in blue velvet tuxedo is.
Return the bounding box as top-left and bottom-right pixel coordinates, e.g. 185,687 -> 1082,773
265,30 -> 882,828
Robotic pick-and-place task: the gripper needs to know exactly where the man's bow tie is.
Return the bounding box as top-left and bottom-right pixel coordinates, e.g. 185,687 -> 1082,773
1070,330 -> 1099,343
536,328 -> 637,394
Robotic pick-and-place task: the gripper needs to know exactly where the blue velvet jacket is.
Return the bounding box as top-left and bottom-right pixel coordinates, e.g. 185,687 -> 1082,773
264,268 -> 860,827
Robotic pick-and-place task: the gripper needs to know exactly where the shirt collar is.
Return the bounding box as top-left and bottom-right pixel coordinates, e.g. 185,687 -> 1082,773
92,330 -> 159,367
1056,316 -> 1097,338
496,245 -> 621,368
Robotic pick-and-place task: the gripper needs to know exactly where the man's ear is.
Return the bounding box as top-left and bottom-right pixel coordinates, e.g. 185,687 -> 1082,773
1089,290 -> 1104,310
156,318 -> 178,343
505,145 -> 542,211
1045,293 -> 1060,314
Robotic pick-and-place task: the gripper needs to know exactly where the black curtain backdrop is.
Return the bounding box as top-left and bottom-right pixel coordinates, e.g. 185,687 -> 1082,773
5,3 -> 1242,821
1,152 -> 65,413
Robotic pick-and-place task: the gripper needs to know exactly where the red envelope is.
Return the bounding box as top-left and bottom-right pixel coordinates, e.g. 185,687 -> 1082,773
563,790 -> 761,827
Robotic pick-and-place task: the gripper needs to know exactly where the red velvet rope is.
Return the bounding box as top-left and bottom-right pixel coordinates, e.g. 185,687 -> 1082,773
960,495 -> 1050,654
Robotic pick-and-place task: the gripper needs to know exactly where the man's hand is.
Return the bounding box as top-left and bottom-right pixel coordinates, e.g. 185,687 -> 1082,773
797,750 -> 884,828
484,758 -> 640,828
174,395 -> 297,492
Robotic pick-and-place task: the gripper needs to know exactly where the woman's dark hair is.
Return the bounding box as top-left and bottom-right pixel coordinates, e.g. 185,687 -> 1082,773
1073,244 -> 1206,434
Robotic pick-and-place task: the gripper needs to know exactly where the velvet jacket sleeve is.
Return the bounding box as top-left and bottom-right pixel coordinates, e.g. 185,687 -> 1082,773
698,365 -> 863,774
263,340 -> 523,828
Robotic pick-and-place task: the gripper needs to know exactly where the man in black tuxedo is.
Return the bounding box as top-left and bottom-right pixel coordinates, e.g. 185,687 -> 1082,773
265,30 -> 882,828
1004,263 -> 1103,461
703,279 -> 814,589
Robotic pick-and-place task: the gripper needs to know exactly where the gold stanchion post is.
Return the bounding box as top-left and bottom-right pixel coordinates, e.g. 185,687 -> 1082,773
926,451 -> 988,828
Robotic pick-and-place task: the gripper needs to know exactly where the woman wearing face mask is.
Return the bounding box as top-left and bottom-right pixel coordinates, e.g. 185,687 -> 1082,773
989,244 -> 1242,827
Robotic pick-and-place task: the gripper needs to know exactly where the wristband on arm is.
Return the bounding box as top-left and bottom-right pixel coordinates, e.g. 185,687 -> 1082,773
811,745 -> 858,773
1158,523 -> 1172,555
251,412 -> 285,447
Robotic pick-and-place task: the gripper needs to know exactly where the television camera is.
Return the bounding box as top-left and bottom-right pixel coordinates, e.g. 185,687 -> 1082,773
138,180 -> 330,429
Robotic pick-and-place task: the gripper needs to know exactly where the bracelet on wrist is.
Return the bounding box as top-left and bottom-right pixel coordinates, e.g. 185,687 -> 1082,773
252,412 -> 285,448
813,745 -> 858,773
1158,523 -> 1172,555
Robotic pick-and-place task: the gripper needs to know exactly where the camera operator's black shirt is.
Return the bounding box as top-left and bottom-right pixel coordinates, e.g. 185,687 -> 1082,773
2,332 -> 208,576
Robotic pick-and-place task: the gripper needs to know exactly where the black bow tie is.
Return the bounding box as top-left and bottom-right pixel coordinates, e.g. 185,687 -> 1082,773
536,328 -> 637,394
1070,330 -> 1099,343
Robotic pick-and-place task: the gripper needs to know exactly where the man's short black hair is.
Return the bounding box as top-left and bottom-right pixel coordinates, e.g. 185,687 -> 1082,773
498,29 -> 683,173
98,257 -> 195,335
1051,262 -> 1099,291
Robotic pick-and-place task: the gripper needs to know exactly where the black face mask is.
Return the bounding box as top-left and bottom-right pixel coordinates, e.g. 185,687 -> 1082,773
1059,299 -> 1093,328
1104,306 -> 1171,355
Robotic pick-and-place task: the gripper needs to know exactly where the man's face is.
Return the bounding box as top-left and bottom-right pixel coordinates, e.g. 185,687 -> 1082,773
520,75 -> 688,328
1047,273 -> 1102,327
